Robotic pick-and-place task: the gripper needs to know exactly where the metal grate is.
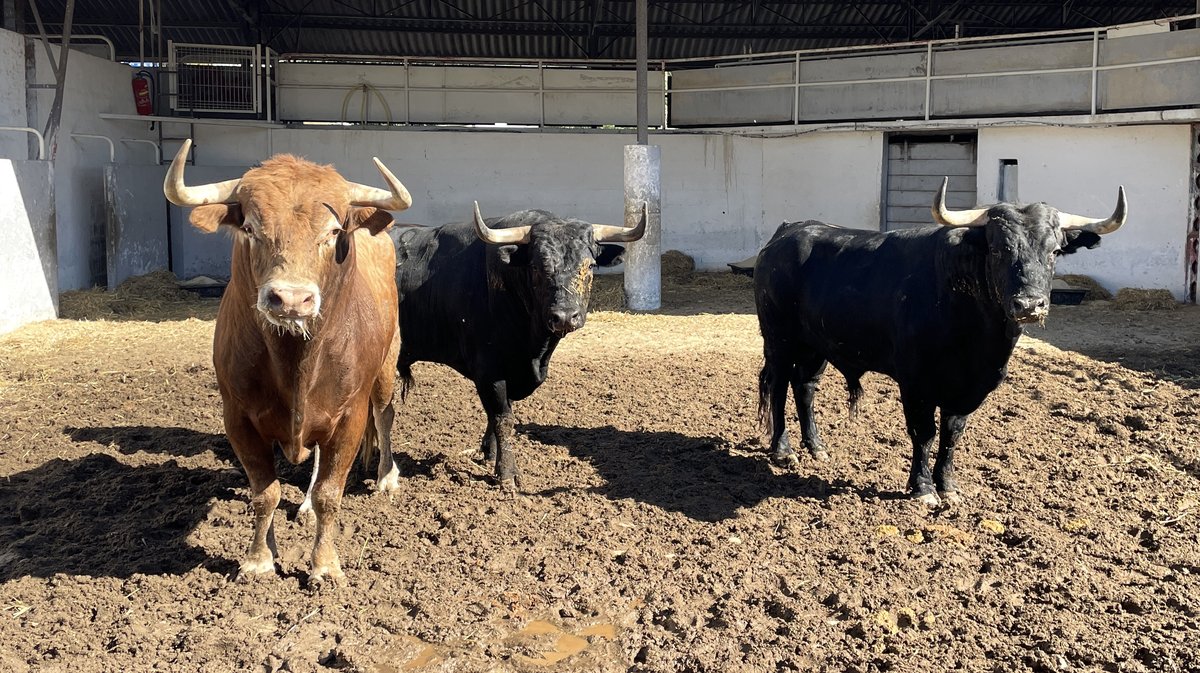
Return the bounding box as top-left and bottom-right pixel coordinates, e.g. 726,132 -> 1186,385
169,42 -> 260,114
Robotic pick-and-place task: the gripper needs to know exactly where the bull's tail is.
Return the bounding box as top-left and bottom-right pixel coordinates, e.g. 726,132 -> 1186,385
757,362 -> 773,436
847,377 -> 864,418
397,358 -> 416,402
757,357 -> 793,437
359,408 -> 378,478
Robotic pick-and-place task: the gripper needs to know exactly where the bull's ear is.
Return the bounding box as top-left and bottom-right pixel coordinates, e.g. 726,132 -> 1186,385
497,244 -> 529,266
1060,229 -> 1102,255
189,204 -> 242,233
595,244 -> 625,267
347,207 -> 394,236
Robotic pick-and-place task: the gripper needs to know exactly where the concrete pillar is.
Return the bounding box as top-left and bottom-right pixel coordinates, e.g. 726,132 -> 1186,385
623,144 -> 661,311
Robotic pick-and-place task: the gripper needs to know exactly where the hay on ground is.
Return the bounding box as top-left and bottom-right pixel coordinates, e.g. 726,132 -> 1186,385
1112,288 -> 1178,311
1057,274 -> 1112,301
60,271 -> 219,321
661,250 -> 696,281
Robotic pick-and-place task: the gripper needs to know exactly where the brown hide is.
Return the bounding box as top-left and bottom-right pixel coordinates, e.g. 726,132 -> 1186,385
200,154 -> 401,581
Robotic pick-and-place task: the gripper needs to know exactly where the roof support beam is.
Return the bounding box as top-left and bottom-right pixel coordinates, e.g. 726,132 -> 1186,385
913,0 -> 966,39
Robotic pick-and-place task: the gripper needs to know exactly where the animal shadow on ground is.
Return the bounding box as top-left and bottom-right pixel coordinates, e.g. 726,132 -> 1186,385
67,425 -> 236,460
63,423 -> 441,501
0,453 -> 241,580
520,423 -> 846,522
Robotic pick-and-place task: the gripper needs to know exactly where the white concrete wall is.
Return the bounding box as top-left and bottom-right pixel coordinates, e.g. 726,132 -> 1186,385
977,124 -> 1191,299
162,122 -> 1191,297
192,127 -> 751,268
181,126 -> 886,273
0,159 -> 56,334
0,29 -> 29,159
762,131 -> 885,235
32,44 -> 155,291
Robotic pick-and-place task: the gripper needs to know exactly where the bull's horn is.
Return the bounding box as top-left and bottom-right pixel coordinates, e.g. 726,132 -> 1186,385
1057,186 -> 1127,235
163,139 -> 241,206
593,202 -> 649,243
931,177 -> 989,227
348,157 -> 412,211
473,201 -> 532,245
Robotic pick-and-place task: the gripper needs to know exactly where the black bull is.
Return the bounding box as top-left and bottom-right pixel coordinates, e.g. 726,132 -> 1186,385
755,179 -> 1127,506
393,204 -> 646,492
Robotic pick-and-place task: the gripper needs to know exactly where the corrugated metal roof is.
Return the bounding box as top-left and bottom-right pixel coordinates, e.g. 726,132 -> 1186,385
24,0 -> 1198,62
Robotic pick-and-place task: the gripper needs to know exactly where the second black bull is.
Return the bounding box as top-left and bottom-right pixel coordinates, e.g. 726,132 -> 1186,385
755,179 -> 1127,506
392,203 -> 647,492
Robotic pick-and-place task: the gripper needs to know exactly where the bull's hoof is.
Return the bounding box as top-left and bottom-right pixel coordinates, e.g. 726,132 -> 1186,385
914,492 -> 941,508
237,556 -> 278,581
771,451 -> 800,468
308,565 -> 345,590
810,449 -> 831,462
375,465 -> 401,494
499,477 -> 522,498
938,490 -> 963,506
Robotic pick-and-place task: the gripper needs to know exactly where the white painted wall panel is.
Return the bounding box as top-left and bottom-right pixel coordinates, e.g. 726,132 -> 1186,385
276,62 -> 662,126
32,45 -> 155,291
761,131 -> 885,234
0,159 -> 56,334
977,124 -> 1191,298
0,29 -> 28,160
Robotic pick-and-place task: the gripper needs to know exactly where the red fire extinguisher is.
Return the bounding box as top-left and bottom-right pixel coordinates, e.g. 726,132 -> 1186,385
132,71 -> 154,116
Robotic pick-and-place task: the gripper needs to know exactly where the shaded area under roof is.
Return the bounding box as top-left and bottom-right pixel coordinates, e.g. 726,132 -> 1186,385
10,1 -> 1198,62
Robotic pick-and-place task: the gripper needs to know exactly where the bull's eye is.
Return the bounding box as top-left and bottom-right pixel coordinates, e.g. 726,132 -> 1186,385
321,228 -> 341,247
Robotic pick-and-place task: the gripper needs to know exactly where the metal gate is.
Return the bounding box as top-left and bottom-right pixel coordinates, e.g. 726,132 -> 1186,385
168,42 -> 261,114
884,133 -> 977,231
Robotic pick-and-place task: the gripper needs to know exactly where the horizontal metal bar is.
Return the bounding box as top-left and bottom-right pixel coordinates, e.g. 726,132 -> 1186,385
278,52 -> 665,68
669,54 -> 1200,95
70,133 -> 115,162
44,34 -> 116,61
0,126 -> 46,160
274,83 -> 664,95
120,138 -> 162,164
666,13 -> 1199,65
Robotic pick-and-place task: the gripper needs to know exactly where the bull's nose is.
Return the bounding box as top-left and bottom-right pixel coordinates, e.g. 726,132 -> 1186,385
1011,295 -> 1048,321
266,286 -> 317,317
548,309 -> 584,334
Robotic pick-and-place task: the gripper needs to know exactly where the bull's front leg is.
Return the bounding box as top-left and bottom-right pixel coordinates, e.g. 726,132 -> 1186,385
475,379 -> 520,494
933,411 -> 968,505
900,395 -> 939,507
225,415 -> 281,579
308,401 -> 370,585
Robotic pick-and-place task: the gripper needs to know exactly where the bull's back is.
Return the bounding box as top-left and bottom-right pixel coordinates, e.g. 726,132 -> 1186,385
395,223 -> 488,376
755,222 -> 948,374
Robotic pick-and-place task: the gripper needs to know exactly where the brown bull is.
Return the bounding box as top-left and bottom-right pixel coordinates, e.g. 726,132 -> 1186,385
164,139 -> 409,584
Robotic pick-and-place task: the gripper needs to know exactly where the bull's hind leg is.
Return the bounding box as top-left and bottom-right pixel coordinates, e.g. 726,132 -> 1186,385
759,348 -> 796,466
372,330 -> 401,494
791,357 -> 830,461
225,415 -> 281,578
900,395 -> 940,506
371,401 -> 400,493
933,411 -> 969,505
476,379 -> 520,494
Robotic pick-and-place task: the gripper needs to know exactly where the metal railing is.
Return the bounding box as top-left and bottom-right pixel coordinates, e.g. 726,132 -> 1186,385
120,138 -> 162,164
71,133 -> 115,162
45,34 -> 116,61
667,13 -> 1200,125
273,55 -> 669,127
0,126 -> 46,160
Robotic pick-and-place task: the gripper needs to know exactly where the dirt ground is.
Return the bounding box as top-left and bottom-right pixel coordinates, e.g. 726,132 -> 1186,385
1,273 -> 1198,673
